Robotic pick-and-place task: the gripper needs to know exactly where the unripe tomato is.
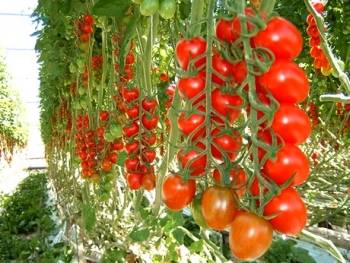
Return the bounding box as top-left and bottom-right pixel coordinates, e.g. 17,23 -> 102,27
140,0 -> 159,16
159,0 -> 176,19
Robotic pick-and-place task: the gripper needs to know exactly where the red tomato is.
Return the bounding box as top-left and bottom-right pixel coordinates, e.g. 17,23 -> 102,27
141,114 -> 159,130
126,105 -> 139,119
141,132 -> 157,146
229,212 -> 273,261
201,186 -> 239,230
108,152 -> 118,163
232,8 -> 260,36
306,25 -> 319,38
84,14 -> 94,25
310,46 -> 322,58
215,18 -> 238,42
306,14 -> 315,26
309,37 -> 320,47
272,104 -> 311,144
231,61 -> 247,84
101,159 -> 112,172
253,17 -> 303,61
110,140 -> 124,151
122,122 -> 139,137
249,177 -> 268,196
122,87 -> 139,102
264,187 -> 307,235
162,174 -> 196,211
178,73 -> 205,100
126,173 -> 143,190
212,53 -> 234,85
160,72 -> 169,82
176,37 -> 207,70
178,143 -> 207,176
213,166 -> 247,197
258,60 -> 309,103
99,111 -> 109,121
125,141 -> 140,154
263,144 -> 310,186
142,172 -> 156,191
177,109 -> 205,139
125,52 -> 135,65
142,98 -> 158,112
124,156 -> 140,172
313,2 -> 325,13
211,128 -> 242,161
211,88 -> 243,123
142,149 -> 156,163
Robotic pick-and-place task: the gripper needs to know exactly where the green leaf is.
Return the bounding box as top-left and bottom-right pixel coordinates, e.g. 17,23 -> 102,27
129,228 -> 150,242
117,151 -> 127,166
172,228 -> 184,244
92,0 -> 131,17
189,240 -> 203,253
82,204 -> 96,232
291,247 -> 317,263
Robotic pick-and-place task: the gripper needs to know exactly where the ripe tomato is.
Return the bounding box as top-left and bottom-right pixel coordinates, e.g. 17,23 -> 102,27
142,149 -> 156,163
99,111 -> 109,121
125,141 -> 140,154
178,73 -> 205,100
178,143 -> 207,176
176,37 -> 207,70
126,173 -> 143,190
253,17 -> 303,60
215,18 -> 238,43
141,114 -> 159,130
124,157 -> 140,172
101,159 -> 112,172
162,174 -> 196,211
231,61 -> 247,84
201,186 -> 239,230
211,128 -> 242,161
213,166 -> 247,197
110,140 -> 124,151
126,105 -> 139,119
306,25 -> 319,38
125,52 -> 135,65
142,98 -> 158,112
212,53 -> 234,85
141,132 -> 157,146
122,87 -> 139,102
258,60 -> 309,103
306,14 -> 315,26
142,172 -> 156,191
177,109 -> 205,139
264,187 -> 307,235
108,152 -> 118,163
272,104 -> 311,145
84,14 -> 94,25
263,144 -> 310,186
122,122 -> 139,137
229,212 -> 273,261
211,89 -> 242,123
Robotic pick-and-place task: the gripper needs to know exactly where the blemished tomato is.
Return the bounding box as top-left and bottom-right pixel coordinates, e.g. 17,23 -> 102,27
99,111 -> 109,121
213,166 -> 247,197
211,88 -> 243,123
141,114 -> 159,130
229,212 -> 273,261
212,53 -> 234,85
211,128 -> 242,161
162,174 -> 196,211
142,172 -> 156,191
142,98 -> 158,112
177,109 -> 205,139
263,144 -> 310,186
264,187 -> 307,235
215,18 -> 238,43
178,73 -> 205,100
178,143 -> 207,176
258,60 -> 309,103
253,17 -> 303,61
201,186 -> 239,230
126,173 -> 143,190
122,122 -> 139,137
272,104 -> 311,145
176,37 -> 207,70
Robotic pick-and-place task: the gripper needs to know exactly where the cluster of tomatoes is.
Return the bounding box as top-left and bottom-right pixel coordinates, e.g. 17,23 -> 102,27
118,50 -> 158,191
307,102 -> 320,127
306,2 -> 332,76
76,14 -> 94,43
132,0 -> 176,19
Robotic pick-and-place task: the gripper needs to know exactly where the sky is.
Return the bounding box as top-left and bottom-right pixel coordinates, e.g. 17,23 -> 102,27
0,0 -> 44,160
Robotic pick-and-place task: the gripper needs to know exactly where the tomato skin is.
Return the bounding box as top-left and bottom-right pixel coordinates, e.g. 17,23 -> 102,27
142,98 -> 158,113
177,110 -> 205,139
258,60 -> 309,103
263,144 -> 310,186
253,17 -> 303,61
272,104 -> 311,144
124,157 -> 140,172
211,89 -> 242,123
229,212 -> 273,261
109,152 -> 118,163
162,174 -> 196,211
178,73 -> 205,100
142,149 -> 156,163
125,140 -> 140,154
122,122 -> 139,137
213,166 -> 247,197
201,186 -> 239,230
140,0 -> 159,16
141,132 -> 157,146
178,143 -> 207,176
99,111 -> 109,121
122,87 -> 139,102
142,172 -> 156,191
126,173 -> 143,190
141,114 -> 159,130
126,105 -> 139,119
101,159 -> 112,172
264,187 -> 307,235
176,37 -> 207,70
215,18 -> 237,43
212,53 -> 234,85
159,0 -> 176,19
211,128 -> 242,161
231,61 -> 247,84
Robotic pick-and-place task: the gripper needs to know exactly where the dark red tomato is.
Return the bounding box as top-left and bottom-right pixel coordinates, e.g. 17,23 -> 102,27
124,156 -> 140,172
108,152 -> 118,164
263,144 -> 310,186
211,128 -> 242,161
178,143 -> 207,176
211,88 -> 243,123
142,98 -> 158,112
264,187 -> 307,235
201,186 -> 239,230
176,37 -> 207,70
178,73 -> 205,100
162,174 -> 196,211
229,212 -> 273,261
212,53 -> 234,85
126,105 -> 139,119
142,172 -> 156,191
99,111 -> 109,121
272,104 -> 311,145
313,2 -> 325,13
310,46 -> 322,58
122,87 -> 139,102
177,109 -> 205,139
309,36 -> 320,47
142,149 -> 156,163
101,159 -> 112,172
215,18 -> 238,43
231,61 -> 247,84
258,60 -> 309,103
125,52 -> 135,65
142,132 -> 157,146
253,17 -> 303,61
141,114 -> 159,130
126,173 -> 143,190
110,140 -> 124,151
125,140 -> 140,154
306,25 -> 319,38
213,166 -> 247,197
306,14 -> 315,26
122,122 -> 139,137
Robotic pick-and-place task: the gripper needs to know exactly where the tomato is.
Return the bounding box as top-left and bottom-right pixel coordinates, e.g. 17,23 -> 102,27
177,109 -> 205,139
213,166 -> 247,197
162,174 -> 196,211
178,143 -> 207,176
306,25 -> 319,38
253,17 -> 303,61
313,2 -> 325,13
126,105 -> 139,119
201,186 -> 239,230
84,15 -> 94,25
309,36 -> 320,47
310,46 -> 322,58
178,73 -> 205,100
142,172 -> 156,191
122,122 -> 139,137
141,114 -> 158,130
229,212 -> 273,261
142,132 -> 157,146
258,60 -> 309,103
272,104 -> 311,145
140,0 -> 159,16
231,61 -> 247,84
306,14 -> 315,26
110,140 -> 124,151
191,195 -> 208,228
159,0 -> 176,19
263,144 -> 310,187
126,173 -> 143,190
142,149 -> 156,163
101,159 -> 112,172
249,177 -> 268,196
125,141 -> 140,154
212,53 -> 234,85
176,37 -> 207,70
232,7 -> 260,36
211,89 -> 242,123
211,128 -> 242,161
215,18 -> 238,43
125,52 -> 135,65
124,157 -> 140,172
122,87 -> 139,102
108,152 -> 118,163
264,187 -> 307,235
142,98 -> 158,112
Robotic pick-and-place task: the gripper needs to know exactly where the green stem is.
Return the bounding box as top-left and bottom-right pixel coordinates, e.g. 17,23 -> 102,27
259,0 -> 276,17
319,94 -> 350,103
190,0 -> 205,36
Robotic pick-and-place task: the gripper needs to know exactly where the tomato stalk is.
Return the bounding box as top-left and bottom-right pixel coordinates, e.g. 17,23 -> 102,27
190,0 -> 205,36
